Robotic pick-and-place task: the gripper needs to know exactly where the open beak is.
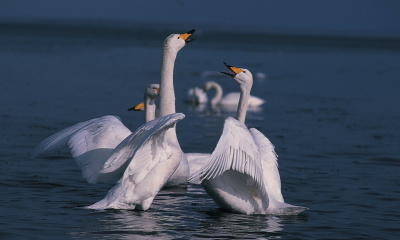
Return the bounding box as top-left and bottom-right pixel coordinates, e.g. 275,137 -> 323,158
221,62 -> 243,78
179,29 -> 195,43
128,102 -> 145,111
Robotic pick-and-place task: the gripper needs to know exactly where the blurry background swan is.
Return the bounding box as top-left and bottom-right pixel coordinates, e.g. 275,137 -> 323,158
186,80 -> 265,109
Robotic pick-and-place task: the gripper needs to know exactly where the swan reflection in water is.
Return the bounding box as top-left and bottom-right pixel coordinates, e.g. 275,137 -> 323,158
71,185 -> 306,240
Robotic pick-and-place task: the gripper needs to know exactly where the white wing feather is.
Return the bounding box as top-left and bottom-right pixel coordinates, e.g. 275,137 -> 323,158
249,128 -> 284,208
87,113 -> 185,209
189,117 -> 265,190
67,116 -> 131,158
185,153 -> 211,180
32,118 -> 93,157
33,115 -> 132,183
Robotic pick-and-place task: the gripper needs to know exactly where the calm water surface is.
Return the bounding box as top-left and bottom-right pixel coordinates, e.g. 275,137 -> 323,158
0,22 -> 399,239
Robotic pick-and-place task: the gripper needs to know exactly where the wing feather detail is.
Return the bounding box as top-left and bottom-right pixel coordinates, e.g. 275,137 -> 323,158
87,113 -> 185,209
189,117 -> 265,192
250,128 -> 284,206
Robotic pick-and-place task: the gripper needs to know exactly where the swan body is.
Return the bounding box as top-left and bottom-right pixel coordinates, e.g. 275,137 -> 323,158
33,84 -> 160,184
190,64 -> 305,215
89,30 -> 195,210
87,113 -> 185,210
219,92 -> 264,107
205,81 -> 265,107
186,81 -> 265,108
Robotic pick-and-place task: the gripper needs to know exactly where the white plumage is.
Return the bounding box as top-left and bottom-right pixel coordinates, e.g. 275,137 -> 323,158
33,115 -> 131,184
87,113 -> 185,210
186,87 -> 208,104
186,81 -> 265,108
190,65 -> 306,215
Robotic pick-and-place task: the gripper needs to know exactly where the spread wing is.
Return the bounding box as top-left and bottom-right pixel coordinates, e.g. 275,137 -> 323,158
185,153 -> 211,177
189,117 -> 264,190
87,113 -> 185,210
33,115 -> 131,157
249,128 -> 284,208
33,115 -> 132,183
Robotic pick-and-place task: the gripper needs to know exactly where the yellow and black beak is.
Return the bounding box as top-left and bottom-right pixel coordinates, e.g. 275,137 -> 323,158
155,87 -> 160,95
128,102 -> 145,111
221,62 -> 244,77
179,29 -> 195,43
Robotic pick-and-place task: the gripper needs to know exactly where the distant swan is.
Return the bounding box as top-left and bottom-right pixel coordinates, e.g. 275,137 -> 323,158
33,83 -> 161,184
186,80 -> 265,107
87,30 -> 195,210
190,63 -> 306,215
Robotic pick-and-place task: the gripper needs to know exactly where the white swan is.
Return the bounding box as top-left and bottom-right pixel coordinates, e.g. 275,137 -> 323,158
87,30 -> 195,210
186,78 -> 265,108
190,63 -> 306,215
186,86 -> 208,104
205,80 -> 265,107
33,83 -> 161,184
128,83 -> 160,122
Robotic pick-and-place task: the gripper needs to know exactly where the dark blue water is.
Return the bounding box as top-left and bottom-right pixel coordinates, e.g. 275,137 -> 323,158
0,22 -> 399,239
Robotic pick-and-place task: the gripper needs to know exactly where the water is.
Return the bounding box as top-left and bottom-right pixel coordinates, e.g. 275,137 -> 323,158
0,21 -> 399,239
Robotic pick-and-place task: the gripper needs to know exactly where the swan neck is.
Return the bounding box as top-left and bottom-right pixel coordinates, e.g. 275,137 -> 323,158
237,85 -> 251,123
145,94 -> 156,122
209,82 -> 223,105
159,48 -> 178,116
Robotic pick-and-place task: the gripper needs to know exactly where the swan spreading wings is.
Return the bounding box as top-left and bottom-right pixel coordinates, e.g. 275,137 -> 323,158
88,113 -> 185,210
32,84 -> 161,184
190,63 -> 306,215
88,30 -> 196,209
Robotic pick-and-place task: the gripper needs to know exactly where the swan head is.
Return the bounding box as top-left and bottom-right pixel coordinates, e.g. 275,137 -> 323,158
146,83 -> 160,99
221,62 -> 253,89
128,102 -> 145,111
128,84 -> 160,111
164,29 -> 195,52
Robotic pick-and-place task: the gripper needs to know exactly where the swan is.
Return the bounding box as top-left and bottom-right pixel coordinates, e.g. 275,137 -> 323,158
205,80 -> 265,107
186,80 -> 265,107
189,63 -> 306,215
128,83 -> 160,122
87,30 -> 195,210
186,86 -> 208,104
32,83 -> 161,184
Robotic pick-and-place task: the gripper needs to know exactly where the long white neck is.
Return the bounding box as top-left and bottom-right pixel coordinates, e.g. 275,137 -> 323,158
236,84 -> 252,123
159,48 -> 178,116
207,81 -> 223,105
144,95 -> 156,122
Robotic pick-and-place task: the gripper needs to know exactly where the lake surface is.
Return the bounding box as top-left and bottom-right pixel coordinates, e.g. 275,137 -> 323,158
0,21 -> 399,239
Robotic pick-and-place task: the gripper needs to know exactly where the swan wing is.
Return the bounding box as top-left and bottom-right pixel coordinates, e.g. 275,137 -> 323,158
32,120 -> 89,157
249,128 -> 284,207
33,115 -> 131,183
100,113 -> 185,175
88,113 -> 185,209
248,96 -> 265,106
189,117 -> 264,189
32,115 -> 131,157
185,153 -> 211,181
67,116 -> 131,158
